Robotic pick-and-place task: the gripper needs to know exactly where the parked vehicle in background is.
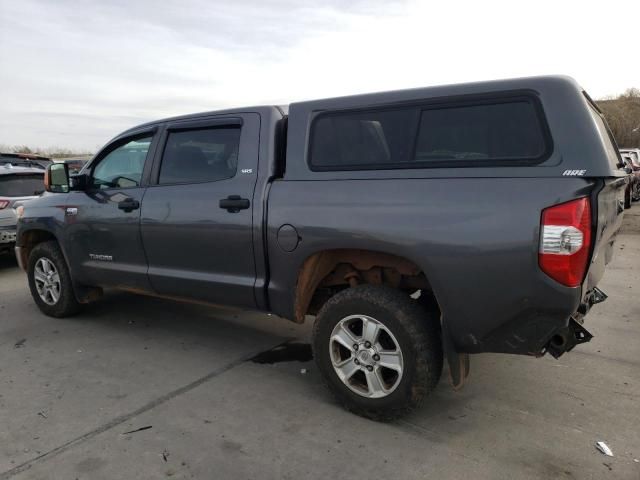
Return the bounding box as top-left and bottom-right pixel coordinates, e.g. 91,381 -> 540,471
0,153 -> 52,169
620,149 -> 640,202
56,157 -> 90,174
620,148 -> 640,162
14,76 -> 626,419
0,163 -> 45,255
621,156 -> 635,208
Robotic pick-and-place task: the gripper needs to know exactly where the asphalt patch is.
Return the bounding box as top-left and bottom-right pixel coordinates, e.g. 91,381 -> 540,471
250,343 -> 313,364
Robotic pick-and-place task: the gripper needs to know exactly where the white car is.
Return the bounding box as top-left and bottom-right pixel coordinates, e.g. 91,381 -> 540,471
0,163 -> 45,254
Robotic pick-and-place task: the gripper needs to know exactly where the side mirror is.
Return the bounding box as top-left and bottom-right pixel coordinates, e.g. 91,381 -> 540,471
44,163 -> 70,193
70,173 -> 89,190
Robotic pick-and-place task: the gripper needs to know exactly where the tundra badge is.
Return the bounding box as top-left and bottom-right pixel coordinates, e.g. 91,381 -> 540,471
89,254 -> 113,261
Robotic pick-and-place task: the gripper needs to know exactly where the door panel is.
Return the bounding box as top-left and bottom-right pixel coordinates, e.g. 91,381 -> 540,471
140,114 -> 260,308
65,188 -> 149,289
64,134 -> 156,290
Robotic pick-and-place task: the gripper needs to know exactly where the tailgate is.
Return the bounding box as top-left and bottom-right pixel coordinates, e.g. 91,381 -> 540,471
581,94 -> 627,296
584,177 -> 626,293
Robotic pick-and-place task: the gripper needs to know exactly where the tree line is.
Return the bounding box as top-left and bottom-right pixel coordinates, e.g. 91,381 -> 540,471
0,144 -> 93,159
597,88 -> 640,148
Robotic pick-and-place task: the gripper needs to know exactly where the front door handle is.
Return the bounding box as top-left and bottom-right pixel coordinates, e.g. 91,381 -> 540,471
219,195 -> 250,213
118,198 -> 140,213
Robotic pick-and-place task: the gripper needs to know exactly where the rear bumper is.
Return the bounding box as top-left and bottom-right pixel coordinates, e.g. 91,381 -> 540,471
0,227 -> 17,255
469,286 -> 606,357
0,227 -> 16,245
542,288 -> 606,358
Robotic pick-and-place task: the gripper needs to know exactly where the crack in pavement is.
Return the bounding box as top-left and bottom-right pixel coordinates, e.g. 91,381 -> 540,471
0,340 -> 290,479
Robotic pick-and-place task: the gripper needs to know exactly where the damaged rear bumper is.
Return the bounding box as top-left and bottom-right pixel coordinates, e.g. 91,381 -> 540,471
543,287 -> 607,358
544,317 -> 593,358
470,287 -> 607,357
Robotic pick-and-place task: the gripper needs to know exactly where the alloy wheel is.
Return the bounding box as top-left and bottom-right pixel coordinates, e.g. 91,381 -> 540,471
34,257 -> 61,306
329,314 -> 404,398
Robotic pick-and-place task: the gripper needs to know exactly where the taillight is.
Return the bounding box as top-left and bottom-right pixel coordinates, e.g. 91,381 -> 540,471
539,197 -> 592,287
0,200 -> 9,209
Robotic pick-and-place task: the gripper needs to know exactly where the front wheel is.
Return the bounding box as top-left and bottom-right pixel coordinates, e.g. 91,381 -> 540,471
312,285 -> 443,421
27,241 -> 81,317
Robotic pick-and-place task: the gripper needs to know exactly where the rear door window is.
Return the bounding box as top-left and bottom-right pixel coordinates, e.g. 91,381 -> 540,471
0,174 -> 45,197
158,127 -> 241,185
309,96 -> 550,170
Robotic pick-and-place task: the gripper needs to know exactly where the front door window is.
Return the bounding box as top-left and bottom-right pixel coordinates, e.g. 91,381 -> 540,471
92,137 -> 152,189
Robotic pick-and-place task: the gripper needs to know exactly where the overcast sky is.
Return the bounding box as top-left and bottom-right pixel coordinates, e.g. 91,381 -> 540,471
1,0 -> 638,151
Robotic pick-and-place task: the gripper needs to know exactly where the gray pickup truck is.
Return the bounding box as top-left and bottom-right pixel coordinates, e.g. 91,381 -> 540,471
15,76 -> 626,419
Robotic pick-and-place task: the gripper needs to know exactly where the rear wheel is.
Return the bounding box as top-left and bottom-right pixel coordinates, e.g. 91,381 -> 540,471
312,285 -> 442,420
27,241 -> 81,317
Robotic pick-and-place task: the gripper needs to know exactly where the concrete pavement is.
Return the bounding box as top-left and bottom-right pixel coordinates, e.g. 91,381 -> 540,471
1,207 -> 639,479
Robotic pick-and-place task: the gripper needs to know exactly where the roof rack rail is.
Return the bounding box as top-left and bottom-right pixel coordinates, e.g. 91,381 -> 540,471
0,158 -> 47,169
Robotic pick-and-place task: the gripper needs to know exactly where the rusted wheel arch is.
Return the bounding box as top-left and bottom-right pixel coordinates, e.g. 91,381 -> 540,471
293,249 -> 433,323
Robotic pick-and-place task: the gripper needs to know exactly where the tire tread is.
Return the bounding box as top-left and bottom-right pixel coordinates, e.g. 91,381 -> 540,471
28,240 -> 81,318
313,285 -> 442,421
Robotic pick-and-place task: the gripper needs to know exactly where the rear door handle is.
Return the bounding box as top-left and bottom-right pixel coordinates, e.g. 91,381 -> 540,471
118,198 -> 140,212
219,195 -> 250,213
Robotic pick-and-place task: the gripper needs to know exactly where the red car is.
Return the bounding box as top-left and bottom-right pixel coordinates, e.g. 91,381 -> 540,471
621,156 -> 635,208
620,149 -> 640,203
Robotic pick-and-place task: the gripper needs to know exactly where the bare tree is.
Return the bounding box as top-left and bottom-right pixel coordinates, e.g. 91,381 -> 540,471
598,88 -> 640,148
0,145 -> 93,158
13,145 -> 33,154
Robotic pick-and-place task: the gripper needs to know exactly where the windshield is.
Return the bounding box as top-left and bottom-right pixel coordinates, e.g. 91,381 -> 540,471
0,174 -> 45,197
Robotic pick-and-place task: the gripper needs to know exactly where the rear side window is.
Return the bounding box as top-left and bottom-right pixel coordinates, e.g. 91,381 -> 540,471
587,103 -> 621,171
0,174 -> 44,197
159,127 -> 241,185
309,96 -> 549,170
310,109 -> 414,168
415,101 -> 545,162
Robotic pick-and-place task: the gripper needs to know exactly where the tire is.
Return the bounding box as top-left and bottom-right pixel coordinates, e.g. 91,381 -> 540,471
312,284 -> 443,421
27,240 -> 81,317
